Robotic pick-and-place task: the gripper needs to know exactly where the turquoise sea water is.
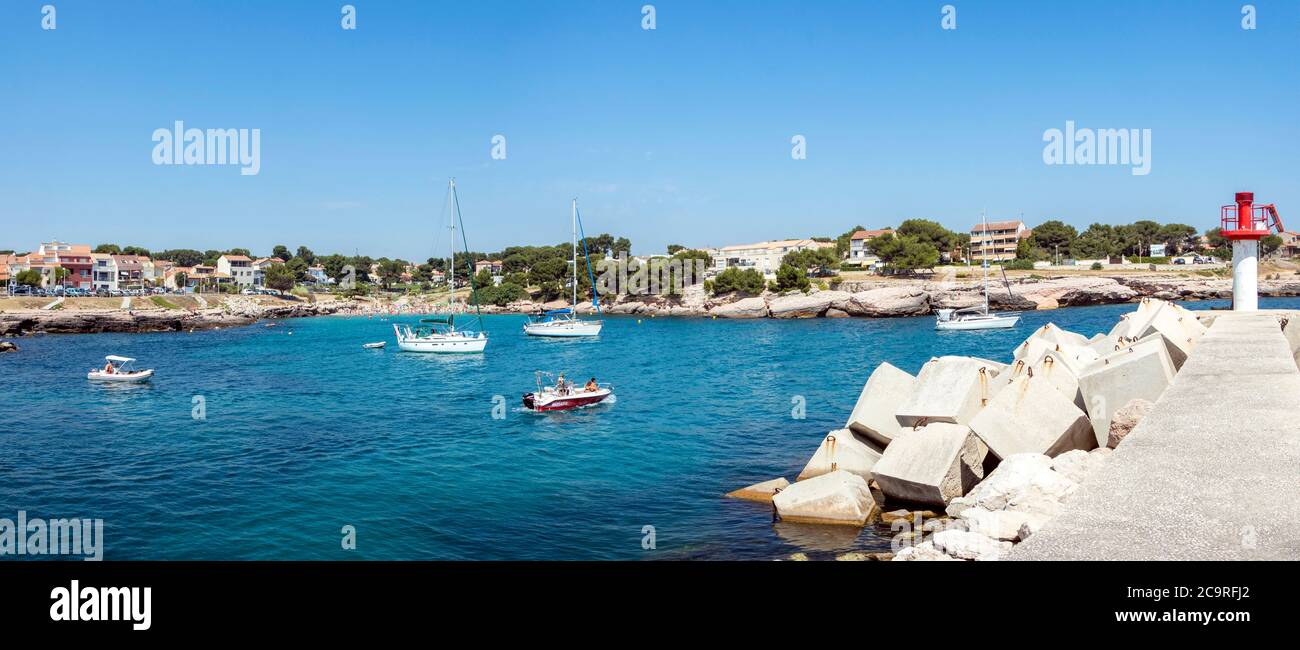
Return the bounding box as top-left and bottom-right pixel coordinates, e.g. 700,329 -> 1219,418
3,298 -> 1293,560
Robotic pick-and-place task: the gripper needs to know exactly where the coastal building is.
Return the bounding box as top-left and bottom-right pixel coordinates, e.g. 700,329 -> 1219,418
970,220 -> 1030,262
217,254 -> 255,287
112,255 -> 146,290
251,257 -> 283,287
306,265 -> 332,285
474,259 -> 503,275
847,229 -> 894,262
713,239 -> 836,279
90,254 -> 118,292
1278,231 -> 1300,258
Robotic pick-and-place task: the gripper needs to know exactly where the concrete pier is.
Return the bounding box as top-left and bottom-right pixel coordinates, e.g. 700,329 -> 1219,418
1012,312 -> 1300,560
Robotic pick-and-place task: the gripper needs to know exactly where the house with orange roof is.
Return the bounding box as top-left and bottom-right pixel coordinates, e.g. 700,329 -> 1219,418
847,228 -> 895,262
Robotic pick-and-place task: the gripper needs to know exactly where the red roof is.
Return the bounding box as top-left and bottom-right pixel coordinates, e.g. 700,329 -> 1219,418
850,229 -> 893,240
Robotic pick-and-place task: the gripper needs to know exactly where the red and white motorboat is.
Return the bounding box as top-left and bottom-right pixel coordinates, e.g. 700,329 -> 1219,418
523,372 -> 614,411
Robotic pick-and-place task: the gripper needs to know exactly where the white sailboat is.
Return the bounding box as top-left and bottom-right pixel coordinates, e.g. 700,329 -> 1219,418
935,210 -> 1021,331
523,198 -> 604,338
394,179 -> 488,353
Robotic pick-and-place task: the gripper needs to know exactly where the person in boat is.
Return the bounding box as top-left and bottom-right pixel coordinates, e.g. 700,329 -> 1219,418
103,361 -> 114,374
585,378 -> 598,392
555,373 -> 569,395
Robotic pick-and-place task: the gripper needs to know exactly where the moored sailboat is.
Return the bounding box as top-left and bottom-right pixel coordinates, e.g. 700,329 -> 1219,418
394,179 -> 489,353
936,210 -> 1021,331
524,198 -> 604,337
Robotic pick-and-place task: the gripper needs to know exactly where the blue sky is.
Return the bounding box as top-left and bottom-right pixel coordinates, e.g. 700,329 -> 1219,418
2,0 -> 1297,260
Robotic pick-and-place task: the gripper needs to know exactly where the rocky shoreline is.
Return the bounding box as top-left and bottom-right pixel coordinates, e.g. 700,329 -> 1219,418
483,274 -> 1300,319
4,275 -> 1298,338
0,300 -> 341,337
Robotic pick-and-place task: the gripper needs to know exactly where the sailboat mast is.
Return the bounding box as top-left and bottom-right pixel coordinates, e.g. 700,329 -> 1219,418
577,197 -> 582,309
449,179 -> 457,311
981,209 -> 990,313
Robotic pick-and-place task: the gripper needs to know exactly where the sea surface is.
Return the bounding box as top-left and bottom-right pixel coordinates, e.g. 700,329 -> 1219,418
3,298 -> 1295,560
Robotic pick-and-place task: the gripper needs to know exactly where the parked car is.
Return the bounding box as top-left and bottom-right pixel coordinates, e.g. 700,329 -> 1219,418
1173,258 -> 1186,265
12,285 -> 32,296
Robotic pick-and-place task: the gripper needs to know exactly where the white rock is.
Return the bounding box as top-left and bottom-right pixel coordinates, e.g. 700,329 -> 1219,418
892,541 -> 959,561
870,422 -> 987,507
895,356 -> 1003,427
950,453 -> 1079,517
959,507 -> 1049,542
710,296 -> 769,318
772,469 -> 878,526
845,362 -> 915,447
932,529 -> 1012,561
796,429 -> 883,482
970,374 -> 1095,460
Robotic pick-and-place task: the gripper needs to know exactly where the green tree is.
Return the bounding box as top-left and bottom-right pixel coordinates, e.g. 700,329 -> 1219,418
271,245 -> 291,261
1262,234 -> 1283,257
173,271 -> 188,288
1157,224 -> 1198,255
710,267 -> 766,295
666,244 -> 685,255
155,249 -> 204,267
1028,220 -> 1077,258
15,269 -> 43,287
775,263 -> 810,291
93,244 -> 121,254
868,234 -> 939,272
1071,224 -> 1117,260
377,258 -> 405,289
286,257 -> 309,281
122,245 -> 152,257
296,246 -> 316,265
896,219 -> 958,252
264,264 -> 296,292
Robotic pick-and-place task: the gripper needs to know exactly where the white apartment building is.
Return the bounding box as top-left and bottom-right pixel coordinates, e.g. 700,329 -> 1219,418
90,253 -> 118,292
217,254 -> 255,287
713,239 -> 836,279
970,220 -> 1030,262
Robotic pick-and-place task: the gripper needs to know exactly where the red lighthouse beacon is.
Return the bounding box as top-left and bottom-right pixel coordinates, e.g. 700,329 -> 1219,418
1220,192 -> 1284,311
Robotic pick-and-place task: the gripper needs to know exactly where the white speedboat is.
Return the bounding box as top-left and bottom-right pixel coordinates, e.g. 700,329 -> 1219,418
87,355 -> 154,382
524,199 -> 603,338
394,317 -> 487,353
395,179 -> 489,354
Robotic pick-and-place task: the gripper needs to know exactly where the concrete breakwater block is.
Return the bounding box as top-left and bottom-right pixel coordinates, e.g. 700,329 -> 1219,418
725,477 -> 790,503
958,507 -> 1048,542
1014,323 -> 1089,362
970,375 -> 1094,460
1077,336 -> 1177,447
871,422 -> 987,507
772,469 -> 879,526
995,352 -> 1085,410
797,429 -> 883,482
1128,303 -> 1203,370
895,356 -> 1002,427
846,362 -> 915,447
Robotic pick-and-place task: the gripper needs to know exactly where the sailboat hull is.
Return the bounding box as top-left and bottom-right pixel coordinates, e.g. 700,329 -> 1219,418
393,324 -> 488,352
935,315 -> 1020,330
523,320 -> 603,337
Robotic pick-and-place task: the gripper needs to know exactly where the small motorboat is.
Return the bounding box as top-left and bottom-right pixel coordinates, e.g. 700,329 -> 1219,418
523,371 -> 613,411
87,355 -> 154,383
362,341 -> 386,349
